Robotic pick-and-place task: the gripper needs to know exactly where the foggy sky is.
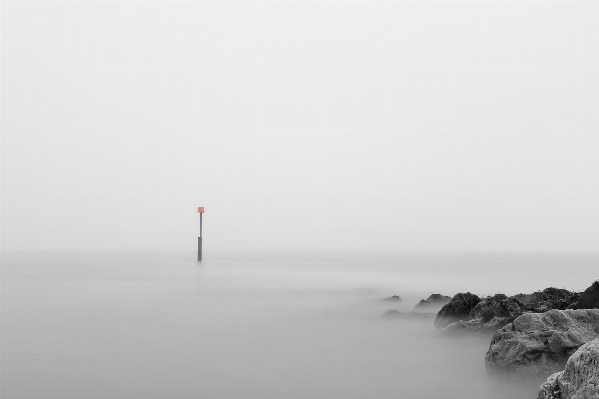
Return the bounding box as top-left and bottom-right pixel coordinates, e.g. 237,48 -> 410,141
2,1 -> 599,253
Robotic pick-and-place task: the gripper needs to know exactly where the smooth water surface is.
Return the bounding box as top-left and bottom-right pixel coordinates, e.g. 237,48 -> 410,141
2,251 -> 596,399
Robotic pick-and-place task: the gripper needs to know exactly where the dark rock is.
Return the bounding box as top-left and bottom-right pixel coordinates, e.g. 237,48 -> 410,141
442,294 -> 524,333
537,338 -> 599,399
512,288 -> 581,313
414,294 -> 451,312
434,292 -> 481,329
382,309 -> 402,318
542,288 -> 581,310
568,281 -> 599,310
381,295 -> 402,302
485,309 -> 599,375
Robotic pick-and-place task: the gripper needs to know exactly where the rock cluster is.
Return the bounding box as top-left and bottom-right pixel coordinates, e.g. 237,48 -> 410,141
442,294 -> 524,333
537,338 -> 599,399
568,281 -> 599,310
414,294 -> 451,312
438,287 -> 585,334
434,292 -> 480,329
512,288 -> 581,313
485,309 -> 599,375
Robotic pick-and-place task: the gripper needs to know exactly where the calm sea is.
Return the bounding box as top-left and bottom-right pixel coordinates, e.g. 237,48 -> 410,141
2,251 -> 597,399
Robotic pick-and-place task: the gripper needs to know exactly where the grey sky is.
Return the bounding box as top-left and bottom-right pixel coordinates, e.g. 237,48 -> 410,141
2,1 -> 599,253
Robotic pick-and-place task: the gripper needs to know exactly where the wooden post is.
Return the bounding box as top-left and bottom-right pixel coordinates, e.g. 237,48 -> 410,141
198,236 -> 202,261
197,207 -> 204,261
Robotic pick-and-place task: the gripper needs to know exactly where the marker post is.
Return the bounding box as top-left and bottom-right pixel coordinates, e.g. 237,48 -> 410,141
197,207 -> 204,261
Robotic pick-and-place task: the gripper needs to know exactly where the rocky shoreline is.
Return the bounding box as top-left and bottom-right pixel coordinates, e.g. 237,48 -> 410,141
382,280 -> 599,398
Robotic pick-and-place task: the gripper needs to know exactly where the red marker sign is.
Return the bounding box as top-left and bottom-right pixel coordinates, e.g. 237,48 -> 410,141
197,207 -> 204,213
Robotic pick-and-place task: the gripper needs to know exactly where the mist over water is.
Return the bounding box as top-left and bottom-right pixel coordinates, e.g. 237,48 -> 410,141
1,251 -> 596,399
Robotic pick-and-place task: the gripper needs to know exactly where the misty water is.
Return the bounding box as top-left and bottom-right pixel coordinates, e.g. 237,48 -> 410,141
2,251 -> 597,399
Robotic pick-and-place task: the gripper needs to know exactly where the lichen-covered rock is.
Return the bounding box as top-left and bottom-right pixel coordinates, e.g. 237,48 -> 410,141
414,294 -> 451,312
485,309 -> 599,375
537,338 -> 599,399
538,372 -> 563,399
569,281 -> 599,310
442,294 -> 524,333
434,292 -> 480,329
512,288 -> 581,313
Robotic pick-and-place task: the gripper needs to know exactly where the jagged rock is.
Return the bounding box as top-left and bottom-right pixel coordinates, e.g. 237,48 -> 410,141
538,372 -> 563,399
382,309 -> 402,318
537,338 -> 599,399
512,288 -> 581,313
381,295 -> 401,302
569,281 -> 599,310
414,294 -> 451,312
442,294 -> 524,333
485,309 -> 599,375
434,292 -> 480,329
